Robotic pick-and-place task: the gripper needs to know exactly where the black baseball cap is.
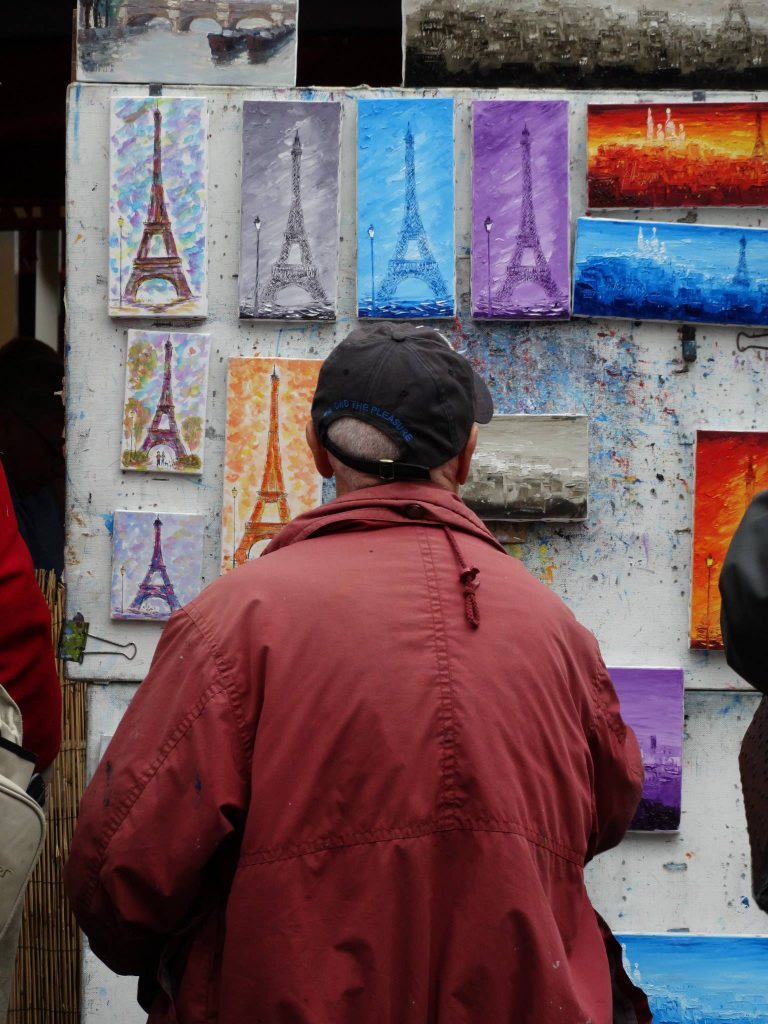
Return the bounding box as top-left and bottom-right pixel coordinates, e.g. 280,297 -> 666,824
311,323 -> 493,481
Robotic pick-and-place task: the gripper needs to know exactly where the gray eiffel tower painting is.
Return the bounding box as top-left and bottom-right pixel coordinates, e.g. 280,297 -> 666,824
239,101 -> 342,321
357,98 -> 455,319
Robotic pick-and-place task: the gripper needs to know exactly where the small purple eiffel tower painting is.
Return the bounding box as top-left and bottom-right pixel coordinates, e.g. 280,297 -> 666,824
472,100 -> 570,320
110,510 -> 204,622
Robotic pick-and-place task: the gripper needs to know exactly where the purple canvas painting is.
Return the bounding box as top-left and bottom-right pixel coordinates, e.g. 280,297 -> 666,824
472,100 -> 570,320
608,667 -> 684,832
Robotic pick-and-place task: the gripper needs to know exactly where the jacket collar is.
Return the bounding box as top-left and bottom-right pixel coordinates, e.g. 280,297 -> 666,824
263,483 -> 506,555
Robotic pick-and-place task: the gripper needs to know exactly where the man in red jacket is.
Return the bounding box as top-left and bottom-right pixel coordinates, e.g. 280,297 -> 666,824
65,324 -> 649,1023
0,459 -> 61,1017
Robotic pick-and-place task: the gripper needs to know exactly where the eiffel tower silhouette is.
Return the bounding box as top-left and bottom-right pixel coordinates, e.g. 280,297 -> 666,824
128,516 -> 181,616
493,124 -> 564,312
234,366 -> 290,565
260,131 -> 329,310
140,337 -> 188,463
723,0 -> 752,40
123,105 -> 193,305
377,123 -> 448,306
732,235 -> 751,289
753,110 -> 767,159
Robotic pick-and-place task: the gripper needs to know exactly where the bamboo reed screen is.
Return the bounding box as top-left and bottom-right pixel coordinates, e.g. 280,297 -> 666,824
8,571 -> 85,1023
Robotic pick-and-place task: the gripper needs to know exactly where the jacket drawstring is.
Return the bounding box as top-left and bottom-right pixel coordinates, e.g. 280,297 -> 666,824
442,528 -> 481,629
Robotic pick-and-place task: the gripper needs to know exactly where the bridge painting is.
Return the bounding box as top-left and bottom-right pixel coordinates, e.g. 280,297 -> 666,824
77,0 -> 297,85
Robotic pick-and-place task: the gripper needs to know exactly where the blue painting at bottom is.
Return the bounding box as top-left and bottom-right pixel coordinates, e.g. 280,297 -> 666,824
573,217 -> 768,328
619,934 -> 768,1021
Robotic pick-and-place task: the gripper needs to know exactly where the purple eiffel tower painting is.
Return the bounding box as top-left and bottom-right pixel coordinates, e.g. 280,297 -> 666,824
110,510 -> 205,622
608,666 -> 684,832
472,100 -> 570,321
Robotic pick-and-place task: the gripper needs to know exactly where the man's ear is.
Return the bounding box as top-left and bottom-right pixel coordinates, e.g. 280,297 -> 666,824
456,424 -> 479,486
306,420 -> 334,479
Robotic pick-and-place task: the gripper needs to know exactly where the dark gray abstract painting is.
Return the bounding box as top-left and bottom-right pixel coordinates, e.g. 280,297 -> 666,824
404,0 -> 768,88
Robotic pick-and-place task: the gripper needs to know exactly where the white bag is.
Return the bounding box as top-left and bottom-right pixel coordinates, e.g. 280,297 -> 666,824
0,686 -> 46,942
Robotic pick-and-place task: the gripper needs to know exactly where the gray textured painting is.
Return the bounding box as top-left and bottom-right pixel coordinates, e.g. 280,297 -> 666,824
239,101 -> 341,321
404,0 -> 768,88
462,415 -> 588,522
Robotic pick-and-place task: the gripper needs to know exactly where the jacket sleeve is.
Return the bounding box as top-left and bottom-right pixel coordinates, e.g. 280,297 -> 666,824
63,606 -> 252,977
719,489 -> 768,694
0,460 -> 61,771
586,656 -> 644,861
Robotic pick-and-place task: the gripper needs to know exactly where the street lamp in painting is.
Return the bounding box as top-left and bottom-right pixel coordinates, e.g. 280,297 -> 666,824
705,553 -> 714,648
484,216 -> 493,318
232,486 -> 238,569
368,224 -> 375,313
253,216 -> 261,317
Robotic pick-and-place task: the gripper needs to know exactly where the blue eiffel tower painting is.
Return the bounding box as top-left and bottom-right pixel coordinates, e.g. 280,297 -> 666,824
357,98 -> 455,319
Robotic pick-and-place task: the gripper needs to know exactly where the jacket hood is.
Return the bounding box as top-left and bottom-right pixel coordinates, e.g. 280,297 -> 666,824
263,483 -> 507,556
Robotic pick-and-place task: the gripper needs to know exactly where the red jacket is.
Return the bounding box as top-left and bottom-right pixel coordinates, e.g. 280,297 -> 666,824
0,460 -> 61,771
64,484 -> 649,1023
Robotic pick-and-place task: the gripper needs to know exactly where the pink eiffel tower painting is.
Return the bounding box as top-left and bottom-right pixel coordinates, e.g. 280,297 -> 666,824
110,510 -> 205,622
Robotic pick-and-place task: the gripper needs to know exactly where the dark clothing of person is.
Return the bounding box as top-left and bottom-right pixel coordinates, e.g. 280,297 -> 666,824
0,337 -> 65,576
720,489 -> 768,694
720,489 -> 768,912
65,484 -> 648,1023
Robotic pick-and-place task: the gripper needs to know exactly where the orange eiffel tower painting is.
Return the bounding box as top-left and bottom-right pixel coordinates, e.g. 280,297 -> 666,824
222,357 -> 322,573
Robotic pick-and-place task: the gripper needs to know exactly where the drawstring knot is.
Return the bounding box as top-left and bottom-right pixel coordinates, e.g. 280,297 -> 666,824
443,528 -> 481,629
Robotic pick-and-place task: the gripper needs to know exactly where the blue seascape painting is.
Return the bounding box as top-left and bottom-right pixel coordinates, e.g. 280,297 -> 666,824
572,217 -> 768,327
619,934 -> 768,1022
357,98 -> 455,319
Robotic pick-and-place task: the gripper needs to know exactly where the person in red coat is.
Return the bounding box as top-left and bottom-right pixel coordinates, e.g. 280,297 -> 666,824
65,325 -> 649,1023
0,459 -> 61,771
0,458 -> 61,1018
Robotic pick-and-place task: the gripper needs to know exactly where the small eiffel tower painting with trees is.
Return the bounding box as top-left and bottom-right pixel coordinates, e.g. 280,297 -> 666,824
110,510 -> 205,622
472,100 -> 570,321
121,330 -> 211,474
109,97 -> 208,318
239,101 -> 342,321
357,98 -> 455,319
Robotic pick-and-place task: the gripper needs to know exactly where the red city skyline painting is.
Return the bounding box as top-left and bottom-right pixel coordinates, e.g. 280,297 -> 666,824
588,102 -> 768,208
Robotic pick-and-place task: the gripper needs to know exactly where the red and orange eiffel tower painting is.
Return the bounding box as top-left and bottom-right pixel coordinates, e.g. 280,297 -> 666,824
222,357 -> 322,573
109,96 -> 208,318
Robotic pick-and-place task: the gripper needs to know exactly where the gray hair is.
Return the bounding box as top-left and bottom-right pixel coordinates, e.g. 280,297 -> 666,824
325,417 -> 403,488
